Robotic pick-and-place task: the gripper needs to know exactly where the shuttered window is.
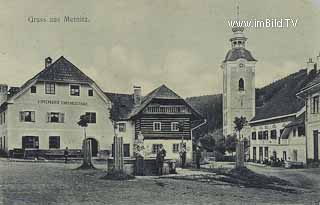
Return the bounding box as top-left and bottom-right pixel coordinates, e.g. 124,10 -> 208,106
47,112 -> 65,123
85,112 -> 96,123
20,111 -> 35,122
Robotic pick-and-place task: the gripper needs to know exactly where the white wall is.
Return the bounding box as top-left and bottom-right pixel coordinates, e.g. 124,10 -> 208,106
250,119 -> 306,163
143,139 -> 193,163
5,81 -> 114,152
306,91 -> 320,160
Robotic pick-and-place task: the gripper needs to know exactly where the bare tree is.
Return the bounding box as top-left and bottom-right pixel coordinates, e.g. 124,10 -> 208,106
77,114 -> 94,169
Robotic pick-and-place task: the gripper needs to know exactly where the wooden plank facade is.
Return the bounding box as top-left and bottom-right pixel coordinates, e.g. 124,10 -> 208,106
134,99 -> 192,140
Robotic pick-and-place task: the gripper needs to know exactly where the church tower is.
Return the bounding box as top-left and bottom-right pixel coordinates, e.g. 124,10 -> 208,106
222,25 -> 257,137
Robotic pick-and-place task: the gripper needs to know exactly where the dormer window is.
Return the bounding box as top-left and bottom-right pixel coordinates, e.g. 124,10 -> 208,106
239,78 -> 244,91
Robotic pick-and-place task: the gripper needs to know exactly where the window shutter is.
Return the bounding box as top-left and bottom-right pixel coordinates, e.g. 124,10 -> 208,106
47,112 -> 51,122
31,112 -> 35,122
60,113 -> 65,123
19,112 -> 23,122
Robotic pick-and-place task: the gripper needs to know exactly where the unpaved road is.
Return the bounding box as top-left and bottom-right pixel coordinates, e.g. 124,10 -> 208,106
0,160 -> 320,204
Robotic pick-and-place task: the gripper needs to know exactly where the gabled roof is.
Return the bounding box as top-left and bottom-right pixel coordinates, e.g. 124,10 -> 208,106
9,56 -> 94,100
128,84 -> 183,118
106,84 -> 204,121
223,47 -> 256,63
31,56 -> 93,84
251,69 -> 309,123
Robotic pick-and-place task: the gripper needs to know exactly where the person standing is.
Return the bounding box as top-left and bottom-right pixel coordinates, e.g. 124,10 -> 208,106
156,145 -> 166,175
179,145 -> 186,168
195,146 -> 201,169
64,147 -> 69,164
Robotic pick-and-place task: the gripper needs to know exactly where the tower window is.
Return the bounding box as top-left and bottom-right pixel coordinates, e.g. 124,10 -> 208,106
239,78 -> 244,91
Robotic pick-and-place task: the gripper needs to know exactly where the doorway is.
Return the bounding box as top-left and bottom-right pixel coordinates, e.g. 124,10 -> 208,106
86,138 -> 99,157
314,130 -> 319,161
283,151 -> 287,161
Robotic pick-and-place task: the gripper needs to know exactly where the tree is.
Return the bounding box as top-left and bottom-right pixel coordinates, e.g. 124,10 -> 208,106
77,114 -> 94,169
225,134 -> 237,156
234,116 -> 247,139
233,116 -> 247,168
199,133 -> 216,152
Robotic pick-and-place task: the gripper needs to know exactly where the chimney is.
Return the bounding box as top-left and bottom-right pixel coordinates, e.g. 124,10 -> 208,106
133,86 -> 142,105
0,84 -> 8,105
316,52 -> 320,71
307,58 -> 315,74
45,57 -> 52,68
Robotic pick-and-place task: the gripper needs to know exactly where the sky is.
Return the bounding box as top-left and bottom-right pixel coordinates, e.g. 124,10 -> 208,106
0,0 -> 320,97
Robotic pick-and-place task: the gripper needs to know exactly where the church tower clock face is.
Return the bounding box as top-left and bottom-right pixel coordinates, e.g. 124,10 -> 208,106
221,25 -> 257,137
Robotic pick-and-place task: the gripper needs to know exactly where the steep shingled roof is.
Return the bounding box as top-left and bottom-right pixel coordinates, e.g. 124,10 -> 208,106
36,56 -> 94,83
128,84 -> 183,118
251,69 -> 310,122
9,56 -> 94,100
106,84 -> 203,121
223,47 -> 256,62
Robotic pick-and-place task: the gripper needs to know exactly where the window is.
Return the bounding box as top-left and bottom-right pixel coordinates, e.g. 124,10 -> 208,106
270,130 -> 277,139
31,86 -> 36,93
118,123 -> 126,132
153,122 -> 161,131
85,112 -> 96,123
70,85 -> 80,96
171,122 -> 179,131
313,96 -> 319,113
20,111 -> 35,122
88,89 -> 93,96
298,127 -> 305,136
251,132 -> 256,140
293,128 -> 297,137
173,144 -> 179,153
22,136 -> 39,149
47,112 -> 64,123
239,78 -> 244,91
0,137 -> 2,149
111,143 -> 130,157
258,131 -> 263,140
152,144 -> 162,153
49,136 -> 60,149
253,147 -> 256,161
45,83 -> 55,94
263,131 -> 268,140
124,144 -> 130,157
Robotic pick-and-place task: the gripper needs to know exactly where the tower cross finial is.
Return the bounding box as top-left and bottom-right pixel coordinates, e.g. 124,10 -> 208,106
236,0 -> 240,21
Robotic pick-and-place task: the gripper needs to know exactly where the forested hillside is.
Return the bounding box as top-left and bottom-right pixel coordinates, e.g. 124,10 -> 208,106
186,94 -> 222,138
186,68 -> 314,142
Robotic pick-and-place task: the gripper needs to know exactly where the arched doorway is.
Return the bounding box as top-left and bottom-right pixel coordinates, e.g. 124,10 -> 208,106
86,138 -> 99,157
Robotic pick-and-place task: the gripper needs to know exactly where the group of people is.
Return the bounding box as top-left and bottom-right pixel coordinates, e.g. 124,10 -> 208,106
155,144 -> 202,175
